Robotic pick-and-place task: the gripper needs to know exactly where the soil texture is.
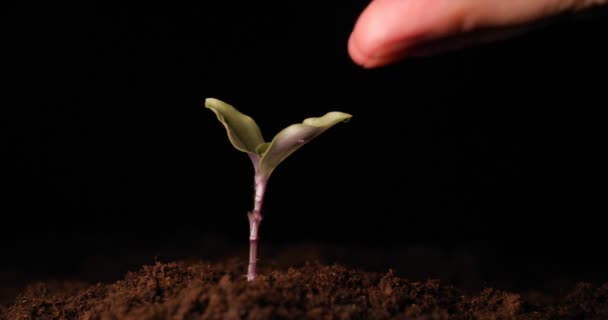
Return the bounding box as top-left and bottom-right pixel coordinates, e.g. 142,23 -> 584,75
2,259 -> 607,320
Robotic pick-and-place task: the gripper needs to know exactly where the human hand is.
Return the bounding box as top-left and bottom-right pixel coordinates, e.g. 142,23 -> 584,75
348,0 -> 607,68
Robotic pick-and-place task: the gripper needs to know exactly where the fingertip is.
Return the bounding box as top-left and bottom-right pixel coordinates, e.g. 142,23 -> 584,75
348,0 -> 441,68
347,0 -> 405,68
347,30 -> 379,69
347,4 -> 379,68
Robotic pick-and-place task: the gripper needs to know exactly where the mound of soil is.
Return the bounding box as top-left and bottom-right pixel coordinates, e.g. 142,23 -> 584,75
2,259 -> 607,320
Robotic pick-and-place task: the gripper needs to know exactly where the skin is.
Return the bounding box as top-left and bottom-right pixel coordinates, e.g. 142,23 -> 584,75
348,0 -> 607,68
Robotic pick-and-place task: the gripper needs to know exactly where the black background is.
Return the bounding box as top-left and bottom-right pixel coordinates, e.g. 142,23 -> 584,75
2,2 -> 607,290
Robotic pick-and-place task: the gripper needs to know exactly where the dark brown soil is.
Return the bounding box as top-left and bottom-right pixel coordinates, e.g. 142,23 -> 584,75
2,259 -> 607,320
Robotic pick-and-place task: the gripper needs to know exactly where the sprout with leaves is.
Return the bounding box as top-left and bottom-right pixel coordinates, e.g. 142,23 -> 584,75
205,98 -> 352,281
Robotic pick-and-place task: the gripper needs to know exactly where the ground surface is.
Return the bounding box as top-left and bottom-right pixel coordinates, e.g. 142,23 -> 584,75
2,258 -> 607,320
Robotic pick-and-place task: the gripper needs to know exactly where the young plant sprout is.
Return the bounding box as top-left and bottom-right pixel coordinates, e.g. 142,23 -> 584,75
205,98 -> 352,281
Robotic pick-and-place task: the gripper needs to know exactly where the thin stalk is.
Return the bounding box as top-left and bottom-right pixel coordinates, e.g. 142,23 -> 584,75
247,174 -> 267,281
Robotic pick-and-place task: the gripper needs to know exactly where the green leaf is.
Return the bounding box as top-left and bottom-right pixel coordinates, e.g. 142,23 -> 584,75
255,142 -> 271,156
258,112 -> 352,177
205,98 -> 265,155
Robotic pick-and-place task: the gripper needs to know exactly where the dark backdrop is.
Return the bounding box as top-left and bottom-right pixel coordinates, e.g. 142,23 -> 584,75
2,2 -> 607,289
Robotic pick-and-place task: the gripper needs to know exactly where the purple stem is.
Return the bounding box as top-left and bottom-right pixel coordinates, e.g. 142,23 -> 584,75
247,174 -> 267,281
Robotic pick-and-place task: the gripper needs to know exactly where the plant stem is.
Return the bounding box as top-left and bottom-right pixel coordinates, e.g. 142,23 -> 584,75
247,174 -> 267,281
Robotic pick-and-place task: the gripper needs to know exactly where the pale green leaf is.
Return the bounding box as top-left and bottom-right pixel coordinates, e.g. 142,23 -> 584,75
205,98 -> 265,154
258,112 -> 352,177
255,142 -> 271,156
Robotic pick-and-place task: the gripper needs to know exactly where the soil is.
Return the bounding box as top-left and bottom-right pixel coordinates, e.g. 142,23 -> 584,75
2,258 -> 607,320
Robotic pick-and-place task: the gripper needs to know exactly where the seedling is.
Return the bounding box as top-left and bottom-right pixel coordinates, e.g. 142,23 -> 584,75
205,98 -> 352,281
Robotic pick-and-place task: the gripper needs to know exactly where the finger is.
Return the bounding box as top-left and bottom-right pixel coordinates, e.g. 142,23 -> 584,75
348,0 -> 607,68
